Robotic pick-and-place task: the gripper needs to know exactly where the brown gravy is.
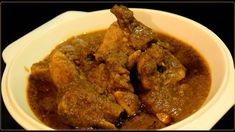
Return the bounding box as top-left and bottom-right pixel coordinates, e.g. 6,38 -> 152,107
27,30 -> 211,129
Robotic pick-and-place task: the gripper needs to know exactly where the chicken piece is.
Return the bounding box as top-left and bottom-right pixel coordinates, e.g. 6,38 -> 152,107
94,5 -> 153,116
139,86 -> 186,125
49,51 -> 79,91
137,44 -> 186,90
87,63 -> 134,93
86,63 -> 141,116
111,5 -> 156,50
48,50 -> 124,129
95,22 -> 133,64
54,32 -> 104,74
114,91 -> 140,116
95,5 -> 156,65
137,44 -> 186,124
57,85 -> 123,129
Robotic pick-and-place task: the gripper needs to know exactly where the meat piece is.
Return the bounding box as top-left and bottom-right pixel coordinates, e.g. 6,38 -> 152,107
137,44 -> 186,124
49,51 -> 79,91
137,44 -> 186,90
87,63 -> 134,93
54,32 -> 104,74
114,91 -> 140,116
95,22 -> 133,65
86,63 -> 141,117
57,85 -> 123,129
48,50 -> 124,129
139,86 -> 187,124
111,5 -> 156,50
95,5 -> 156,65
94,5 -> 156,116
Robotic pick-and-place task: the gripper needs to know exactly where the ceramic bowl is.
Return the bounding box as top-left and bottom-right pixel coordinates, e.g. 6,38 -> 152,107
2,8 -> 234,130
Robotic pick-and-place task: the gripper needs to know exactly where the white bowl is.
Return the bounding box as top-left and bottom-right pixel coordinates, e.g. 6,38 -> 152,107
2,9 -> 234,130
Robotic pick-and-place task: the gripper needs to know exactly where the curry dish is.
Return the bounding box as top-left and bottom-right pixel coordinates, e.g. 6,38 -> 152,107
27,5 -> 211,129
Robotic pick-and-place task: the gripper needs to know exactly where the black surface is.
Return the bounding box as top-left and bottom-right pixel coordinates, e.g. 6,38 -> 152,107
1,1 -> 234,130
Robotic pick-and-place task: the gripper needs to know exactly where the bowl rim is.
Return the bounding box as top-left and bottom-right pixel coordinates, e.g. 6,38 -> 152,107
2,8 -> 234,130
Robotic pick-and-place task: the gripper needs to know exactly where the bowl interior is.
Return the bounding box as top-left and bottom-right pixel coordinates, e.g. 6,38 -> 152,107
6,9 -> 229,129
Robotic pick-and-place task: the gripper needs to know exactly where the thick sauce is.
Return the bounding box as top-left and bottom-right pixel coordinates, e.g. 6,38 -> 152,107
27,30 -> 211,129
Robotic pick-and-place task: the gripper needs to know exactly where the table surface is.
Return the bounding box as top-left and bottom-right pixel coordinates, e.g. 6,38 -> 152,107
1,2 -> 234,130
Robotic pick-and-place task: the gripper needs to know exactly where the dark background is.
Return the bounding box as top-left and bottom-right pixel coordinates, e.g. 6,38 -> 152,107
1,1 -> 234,130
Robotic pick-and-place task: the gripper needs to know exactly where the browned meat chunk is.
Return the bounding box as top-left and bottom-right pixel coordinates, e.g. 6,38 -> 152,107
93,5 -> 158,116
95,5 -> 155,67
57,85 -> 123,129
87,63 -> 134,93
48,50 -> 124,129
49,51 -> 79,91
95,22 -> 133,64
137,44 -> 186,124
137,44 -> 186,90
111,5 -> 156,50
139,86 -> 188,124
114,91 -> 140,116
86,63 -> 141,116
